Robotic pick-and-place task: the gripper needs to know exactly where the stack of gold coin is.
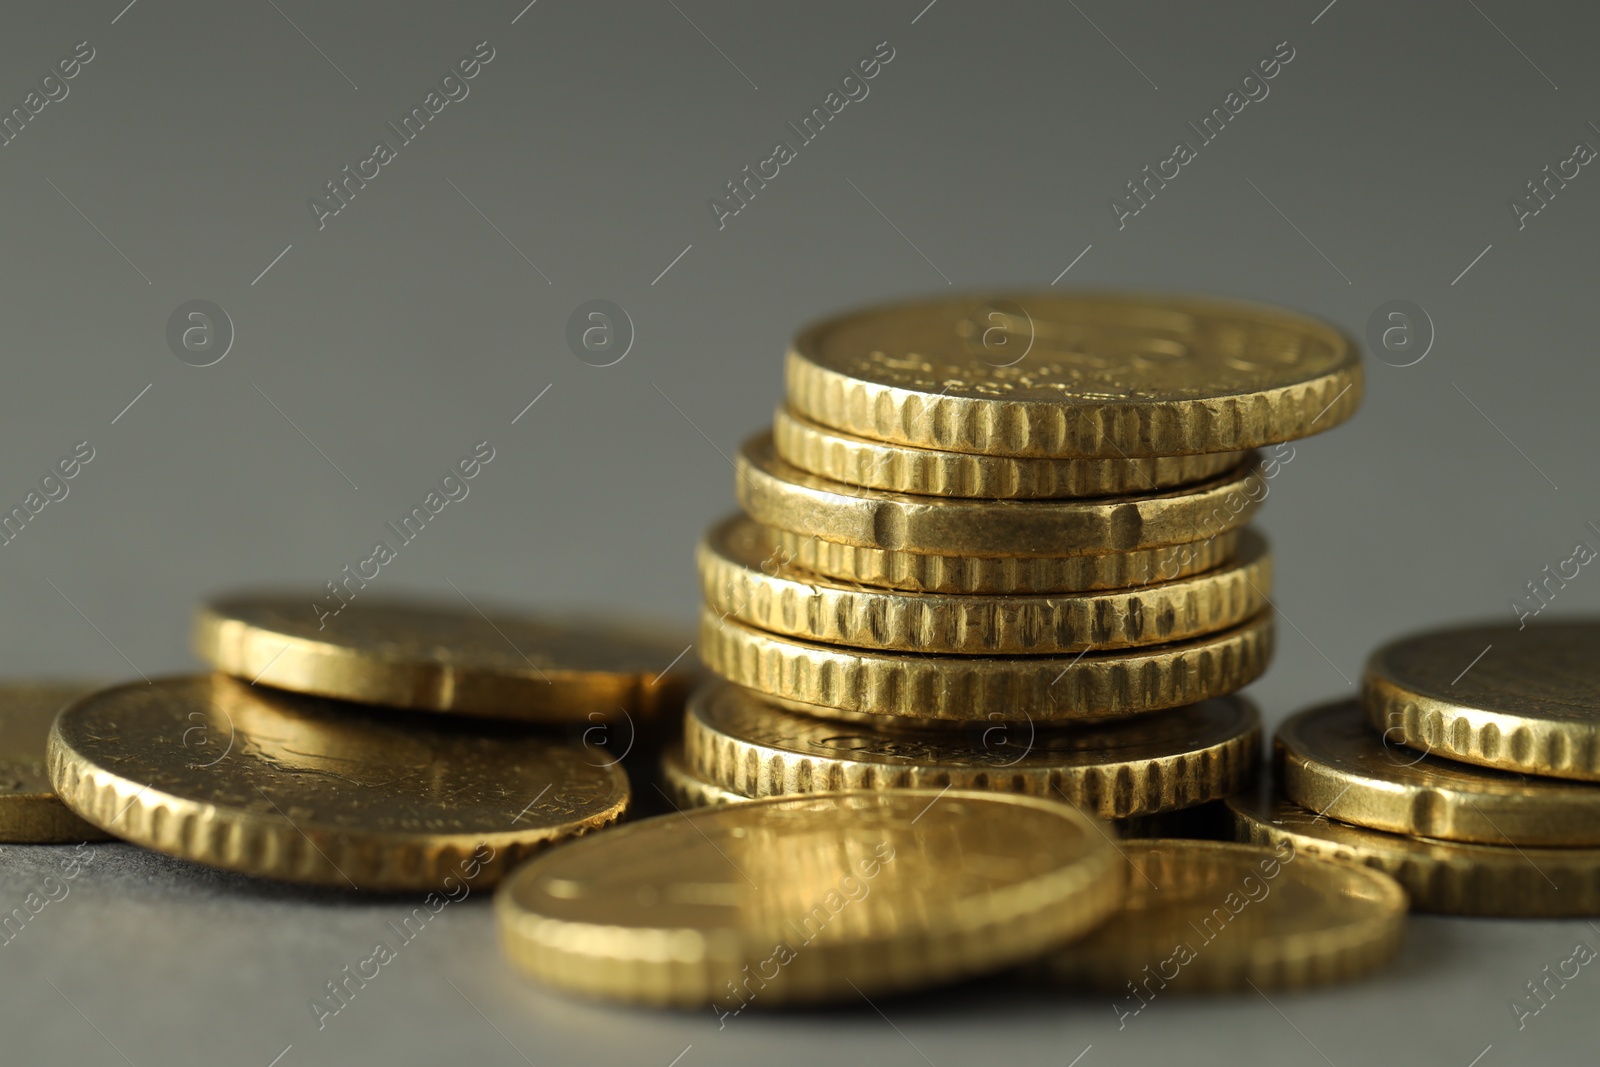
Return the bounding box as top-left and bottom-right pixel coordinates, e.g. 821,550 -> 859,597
677,292 -> 1364,825
1233,620 -> 1600,916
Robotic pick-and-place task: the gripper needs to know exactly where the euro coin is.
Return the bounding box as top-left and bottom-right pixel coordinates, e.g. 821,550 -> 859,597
1280,700 -> 1600,846
785,292 -> 1362,458
0,683 -> 111,843
700,515 -> 1271,654
1364,620 -> 1600,781
47,675 -> 629,889
1036,839 -> 1404,994
698,609 -> 1273,723
494,789 -> 1124,1007
737,433 -> 1264,557
196,593 -> 694,724
659,743 -> 748,810
773,524 -> 1240,594
684,681 -> 1259,818
1230,791 -> 1600,917
771,406 -> 1246,498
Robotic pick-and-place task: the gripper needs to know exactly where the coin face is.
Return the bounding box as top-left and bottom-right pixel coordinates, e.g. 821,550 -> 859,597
1279,700 -> 1600,846
0,683 -> 112,843
1037,838 -> 1404,993
196,593 -> 694,723
496,789 -> 1123,1007
786,293 -> 1361,457
47,675 -> 629,889
686,681 -> 1259,818
1229,790 -> 1600,917
1363,621 -> 1600,780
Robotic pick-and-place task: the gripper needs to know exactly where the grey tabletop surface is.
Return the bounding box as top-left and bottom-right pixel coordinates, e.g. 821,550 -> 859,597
1,1 -> 1597,1064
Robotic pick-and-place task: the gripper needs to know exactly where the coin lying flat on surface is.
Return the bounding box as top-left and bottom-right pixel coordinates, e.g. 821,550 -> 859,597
495,789 -> 1124,1007
702,515 -> 1271,655
1229,791 -> 1600,917
196,593 -> 694,723
771,406 -> 1247,499
47,675 -> 629,889
773,525 -> 1240,594
737,434 -> 1263,557
659,743 -> 749,810
698,609 -> 1273,723
1364,621 -> 1600,781
1279,700 -> 1600,847
1037,839 -> 1404,995
0,683 -> 112,843
685,681 -> 1259,819
785,292 -> 1362,459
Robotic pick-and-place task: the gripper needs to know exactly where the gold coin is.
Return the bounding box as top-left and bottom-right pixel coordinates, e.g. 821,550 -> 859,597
1364,621 -> 1600,781
774,524 -> 1240,594
0,683 -> 112,843
685,681 -> 1259,818
196,593 -> 694,724
771,406 -> 1247,499
1036,839 -> 1403,996
737,433 -> 1264,557
1229,791 -> 1600,917
660,743 -> 749,809
1280,699 -> 1600,847
701,515 -> 1271,654
785,292 -> 1362,458
698,609 -> 1273,723
495,789 -> 1124,1007
47,675 -> 629,889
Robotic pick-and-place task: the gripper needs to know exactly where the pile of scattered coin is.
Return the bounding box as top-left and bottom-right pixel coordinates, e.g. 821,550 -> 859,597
678,292 -> 1362,833
23,291 -> 1599,1014
1232,620 -> 1600,916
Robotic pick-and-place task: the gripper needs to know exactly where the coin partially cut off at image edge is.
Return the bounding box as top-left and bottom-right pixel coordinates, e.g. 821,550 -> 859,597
196,592 -> 696,724
784,291 -> 1363,459
770,405 -> 1249,499
684,681 -> 1260,819
737,432 -> 1265,557
46,675 -> 630,890
494,789 -> 1125,1007
0,682 -> 113,843
772,523 -> 1242,595
1035,838 -> 1405,994
1228,790 -> 1600,917
1363,620 -> 1600,781
697,608 -> 1274,723
700,514 -> 1272,655
1279,699 -> 1600,847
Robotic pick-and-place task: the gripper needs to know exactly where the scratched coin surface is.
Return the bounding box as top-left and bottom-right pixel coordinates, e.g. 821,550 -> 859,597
1280,700 -> 1600,847
685,681 -> 1259,818
0,683 -> 112,843
785,292 -> 1362,458
1229,791 -> 1600,917
47,675 -> 628,889
1363,621 -> 1600,781
699,609 -> 1273,723
737,434 -> 1264,557
771,406 -> 1247,498
701,514 -> 1270,654
1036,839 -> 1404,994
196,592 -> 694,724
495,789 -> 1124,1006
773,524 -> 1240,594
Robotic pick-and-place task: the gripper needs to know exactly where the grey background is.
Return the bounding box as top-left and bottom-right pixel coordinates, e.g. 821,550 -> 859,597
0,0 -> 1596,1063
